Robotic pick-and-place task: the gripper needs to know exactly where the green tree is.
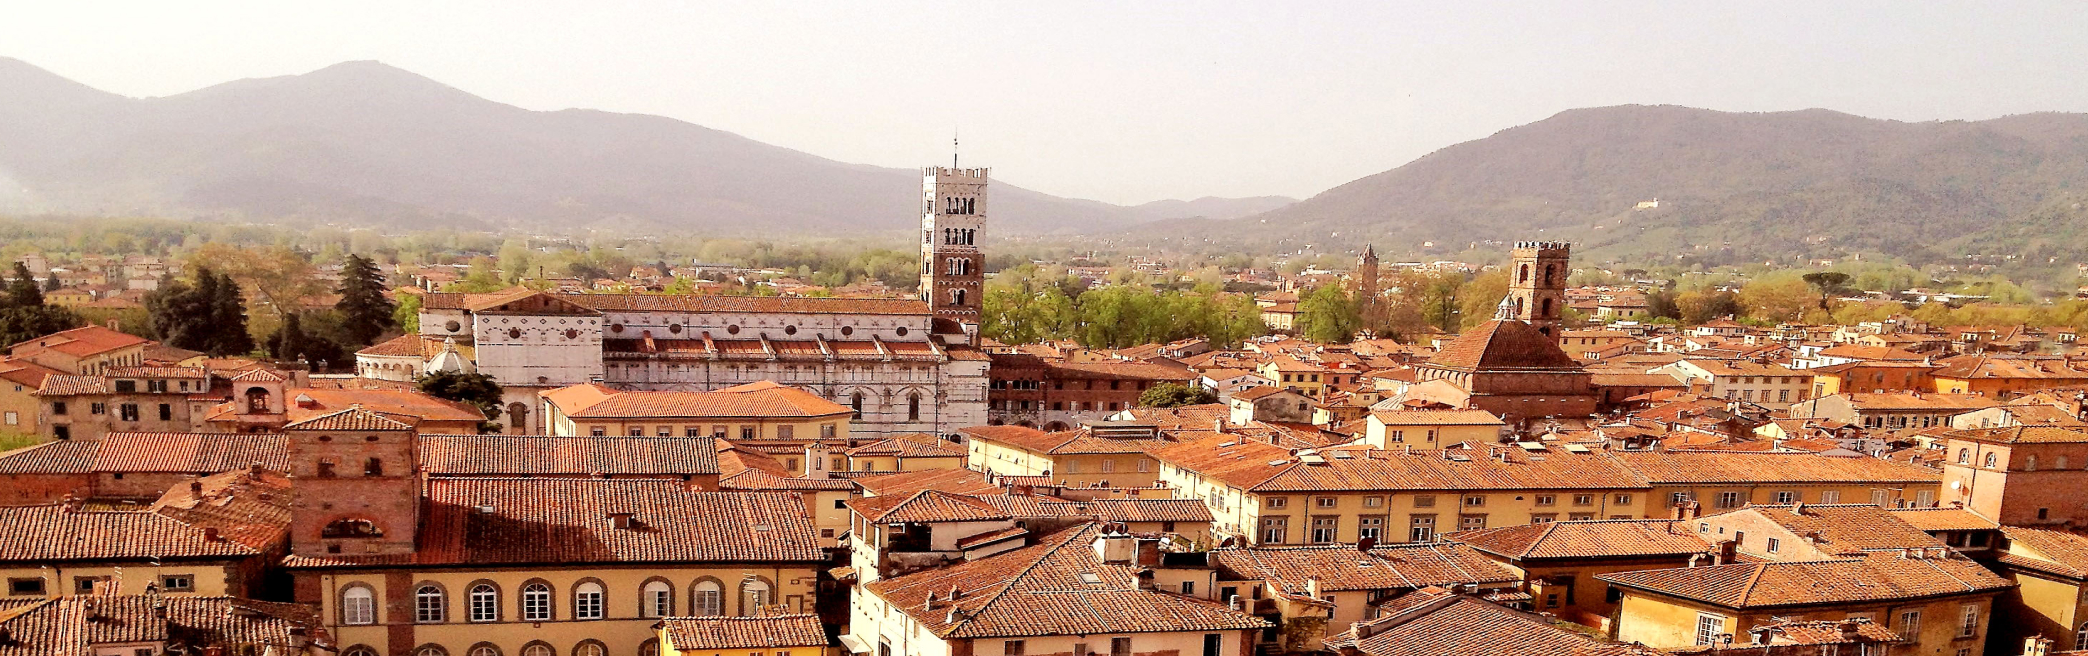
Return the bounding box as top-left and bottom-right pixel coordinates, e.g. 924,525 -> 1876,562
1676,290 -> 1742,325
211,271 -> 256,356
6,263 -> 44,308
0,262 -> 80,346
1138,382 -> 1218,408
1801,271 -> 1853,310
417,371 -> 505,433
334,254 -> 396,347
393,293 -> 422,334
1296,285 -> 1360,343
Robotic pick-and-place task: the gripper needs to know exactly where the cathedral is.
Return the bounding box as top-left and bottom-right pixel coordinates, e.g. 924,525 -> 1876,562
356,165 -> 996,439
1406,242 -> 1600,422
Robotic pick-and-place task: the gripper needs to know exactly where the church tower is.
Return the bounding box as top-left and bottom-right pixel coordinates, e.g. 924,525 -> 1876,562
1356,245 -> 1381,328
1507,241 -> 1570,337
920,166 -> 988,326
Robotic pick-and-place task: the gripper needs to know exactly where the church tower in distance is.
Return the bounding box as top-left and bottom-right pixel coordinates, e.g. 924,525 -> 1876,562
1356,244 -> 1381,328
920,166 -> 988,326
1507,241 -> 1570,337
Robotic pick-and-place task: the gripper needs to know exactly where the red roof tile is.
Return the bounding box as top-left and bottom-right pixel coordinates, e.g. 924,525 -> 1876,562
418,435 -> 720,476
659,614 -> 827,649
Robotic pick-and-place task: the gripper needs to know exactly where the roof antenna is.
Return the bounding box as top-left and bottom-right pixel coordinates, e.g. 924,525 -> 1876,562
953,129 -> 960,169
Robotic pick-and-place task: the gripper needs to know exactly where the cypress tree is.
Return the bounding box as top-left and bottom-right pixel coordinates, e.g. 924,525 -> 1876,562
334,254 -> 395,347
212,272 -> 255,356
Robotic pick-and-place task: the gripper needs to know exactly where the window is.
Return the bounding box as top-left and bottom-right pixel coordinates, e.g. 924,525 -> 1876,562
160,574 -> 193,592
693,580 -> 724,616
575,581 -> 604,620
590,426 -> 606,436
416,585 -> 446,623
1414,495 -> 1435,508
1363,496 -> 1383,508
1111,638 -> 1131,656
1695,613 -> 1726,646
821,423 -> 837,439
1984,453 -> 1998,468
1409,516 -> 1435,542
1614,494 -> 1633,505
1459,515 -> 1487,531
1358,516 -> 1385,541
521,582 -> 551,621
908,393 -> 922,421
2076,622 -> 2088,650
342,586 -> 377,625
1310,516 -> 1339,543
50,402 -> 65,416
1716,491 -> 1741,509
119,403 -> 138,421
740,579 -> 770,616
1535,495 -> 1556,507
1005,641 -> 1026,656
1766,538 -> 1780,553
1773,490 -> 1796,504
521,646 -> 553,656
1181,581 -> 1195,595
469,584 -> 498,622
740,426 -> 756,440
575,644 -> 605,656
1315,496 -> 1338,509
1260,517 -> 1288,544
7,578 -> 43,596
1897,610 -> 1920,636
1265,497 -> 1288,509
1960,603 -> 1978,637
1463,495 -> 1485,507
345,647 -> 380,656
1821,490 -> 1841,504
628,427 -> 644,437
1957,448 -> 1970,464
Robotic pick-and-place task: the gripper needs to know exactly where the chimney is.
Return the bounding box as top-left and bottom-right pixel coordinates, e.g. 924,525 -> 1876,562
189,480 -> 204,496
106,319 -> 119,332
1306,576 -> 1322,599
1789,501 -> 1805,515
609,512 -> 637,530
1357,536 -> 1378,552
1715,540 -> 1737,566
1228,595 -> 1244,611
203,527 -> 221,542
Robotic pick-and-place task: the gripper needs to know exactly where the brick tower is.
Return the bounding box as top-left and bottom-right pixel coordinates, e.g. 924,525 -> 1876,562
285,407 -> 421,557
1507,241 -> 1570,338
1356,244 -> 1381,328
920,166 -> 988,326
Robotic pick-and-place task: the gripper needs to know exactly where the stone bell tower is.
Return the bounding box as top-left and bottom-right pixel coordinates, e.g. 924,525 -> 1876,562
1507,241 -> 1570,338
920,165 -> 988,326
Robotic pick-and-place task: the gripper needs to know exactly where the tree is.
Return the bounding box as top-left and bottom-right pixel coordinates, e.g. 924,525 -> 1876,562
1801,272 -> 1853,310
1455,270 -> 1509,331
192,243 -> 326,320
6,263 -> 43,308
146,267 -> 256,357
1646,290 -> 1682,320
1738,277 -> 1815,323
0,263 -> 79,346
1676,290 -> 1742,325
270,312 -> 308,362
1296,285 -> 1360,343
211,271 -> 256,356
417,371 -> 505,433
1138,382 -> 1218,408
41,275 -> 59,293
393,293 -> 422,334
334,254 -> 396,347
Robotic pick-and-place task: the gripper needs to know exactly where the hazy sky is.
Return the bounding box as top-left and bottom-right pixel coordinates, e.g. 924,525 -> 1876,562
7,1 -> 2086,205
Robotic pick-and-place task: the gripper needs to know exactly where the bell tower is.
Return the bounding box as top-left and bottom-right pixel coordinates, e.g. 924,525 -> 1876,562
1356,245 -> 1381,329
1507,241 -> 1570,337
286,407 -> 421,557
920,165 -> 988,326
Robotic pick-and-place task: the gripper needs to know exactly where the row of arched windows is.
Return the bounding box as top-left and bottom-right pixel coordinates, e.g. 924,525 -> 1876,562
1956,447 -> 2074,471
343,578 -> 772,625
944,197 -> 977,215
943,227 -> 976,245
346,640 -> 647,656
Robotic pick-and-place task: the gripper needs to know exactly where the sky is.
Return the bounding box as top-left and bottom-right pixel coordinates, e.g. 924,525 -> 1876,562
6,1 -> 2087,205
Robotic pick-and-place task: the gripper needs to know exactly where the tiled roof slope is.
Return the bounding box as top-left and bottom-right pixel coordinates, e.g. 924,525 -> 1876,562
865,525 -> 1268,638
1995,526 -> 2088,578
1211,543 -> 1518,593
0,596 -> 321,655
285,479 -> 823,568
1153,435 -> 1645,492
282,407 -> 415,431
850,490 -> 1010,524
149,466 -> 295,551
1040,499 -> 1214,524
1710,504 -> 1944,555
1612,451 -> 1941,485
0,505 -> 258,562
0,433 -> 289,474
854,468 -> 1005,498
419,435 -> 720,476
1326,590 -> 1663,656
569,381 -> 848,419
1943,425 -> 2088,444
659,614 -> 827,649
1597,556 -> 2011,608
1451,519 -> 1711,560
1427,320 -> 1584,372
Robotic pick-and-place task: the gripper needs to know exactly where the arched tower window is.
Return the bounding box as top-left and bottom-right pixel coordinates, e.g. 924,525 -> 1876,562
692,579 -> 723,616
851,392 -> 864,419
1518,264 -> 1530,284
1541,298 -> 1553,318
908,393 -> 922,422
641,580 -> 673,618
1543,264 -> 1556,286
245,387 -> 270,413
951,289 -> 967,306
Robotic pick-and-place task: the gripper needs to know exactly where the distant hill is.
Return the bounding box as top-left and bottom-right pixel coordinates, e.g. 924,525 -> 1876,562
0,57 -> 1281,235
1140,105 -> 2088,266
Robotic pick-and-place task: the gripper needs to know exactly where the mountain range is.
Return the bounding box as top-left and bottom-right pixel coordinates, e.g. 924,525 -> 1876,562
0,57 -> 1291,234
1170,105 -> 2088,265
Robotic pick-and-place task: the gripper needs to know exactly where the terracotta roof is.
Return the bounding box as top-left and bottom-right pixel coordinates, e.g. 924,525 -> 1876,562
864,525 -> 1268,638
1706,504 -> 1944,555
1833,392 -> 1997,412
103,366 -> 208,379
718,468 -> 856,491
1596,556 -> 2012,608
659,614 -> 827,649
148,466 -> 295,551
847,436 -> 968,459
282,406 -> 415,431
1943,425 -> 2088,445
1999,527 -> 2088,578
960,425 -> 1171,456
0,358 -> 61,388
227,368 -> 288,382
850,490 -> 1010,524
1152,435 -> 1646,493
1039,499 -> 1215,524
1743,619 -> 1901,646
565,381 -> 849,419
0,596 -> 321,654
212,388 -> 486,427
1326,589 -> 1662,656
355,333 -> 423,357
419,435 -> 720,476
1211,543 -> 1518,593
1369,409 -> 1506,426
1426,320 -> 1584,372
1451,519 -> 1711,560
7,325 -> 148,358
286,479 -> 823,568
0,433 -> 289,474
0,504 -> 259,562
34,375 -> 106,396
1612,451 -> 1941,485
1886,507 -> 1998,532
1050,361 -> 1197,381
1817,345 -> 1927,361
855,468 -> 1005,498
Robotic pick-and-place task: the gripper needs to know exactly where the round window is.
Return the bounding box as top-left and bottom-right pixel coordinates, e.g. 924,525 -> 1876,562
895,326 -> 909,337
785,325 -> 798,336
610,323 -> 625,333
727,325 -> 741,335
669,324 -> 683,334
841,326 -> 854,336
444,320 -> 461,333
507,328 -> 522,339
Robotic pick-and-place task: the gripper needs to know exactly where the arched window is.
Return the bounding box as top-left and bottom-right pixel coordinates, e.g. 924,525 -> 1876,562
692,579 -> 724,616
574,642 -> 607,656
951,289 -> 967,306
2077,622 -> 2088,650
468,584 -> 499,622
1541,298 -> 1553,318
1543,264 -> 1555,286
1518,264 -> 1530,284
508,402 -> 529,433
414,646 -> 449,656
521,582 -> 552,621
415,584 -> 446,623
639,640 -> 661,656
1985,453 -> 1999,468
740,578 -> 771,616
641,580 -> 673,618
521,644 -> 554,656
345,648 -> 380,656
851,393 -> 864,419
322,518 -> 383,538
1957,448 -> 1970,464
574,581 -> 605,620
341,586 -> 376,625
908,393 -> 921,422
245,387 -> 270,413
467,644 -> 501,656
